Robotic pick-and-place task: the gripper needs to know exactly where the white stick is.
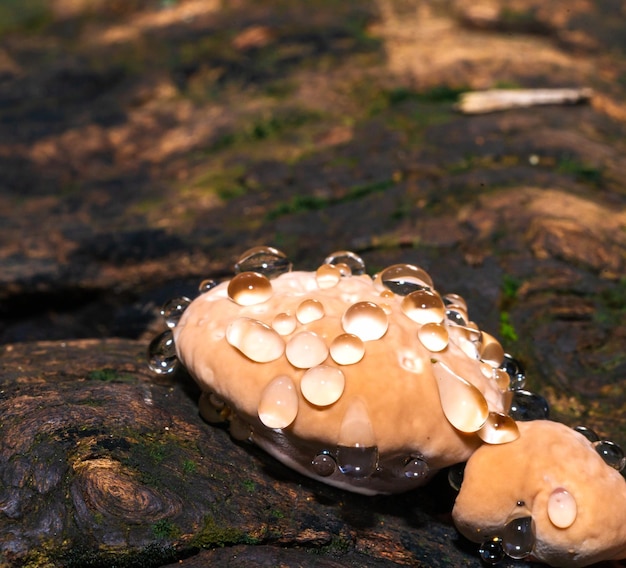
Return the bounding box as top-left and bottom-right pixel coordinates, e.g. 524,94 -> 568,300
455,88 -> 593,114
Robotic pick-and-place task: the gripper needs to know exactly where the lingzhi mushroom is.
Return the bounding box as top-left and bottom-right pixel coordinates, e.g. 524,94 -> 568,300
148,246 -> 626,567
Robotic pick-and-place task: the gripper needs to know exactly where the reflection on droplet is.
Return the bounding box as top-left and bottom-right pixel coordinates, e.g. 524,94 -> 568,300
300,365 -> 345,406
198,279 -> 218,294
198,391 -> 227,423
148,330 -> 178,374
448,463 -> 465,491
296,298 -> 325,324
330,334 -> 365,365
593,440 -> 626,471
336,399 -> 378,478
226,317 -> 285,363
477,412 -> 520,444
272,312 -> 297,335
227,272 -> 273,306
324,250 -> 366,275
500,353 -> 526,390
446,307 -> 468,327
479,537 -> 505,565
573,425 -> 599,443
401,290 -> 445,324
336,445 -> 379,478
547,488 -> 577,529
379,263 -> 433,295
509,390 -> 550,421
312,451 -> 336,477
341,301 -> 388,341
443,293 -> 467,311
502,512 -> 535,560
492,368 -> 511,392
432,359 -> 489,432
403,456 -> 429,480
285,331 -> 328,368
160,296 -> 191,328
315,263 -> 342,289
417,322 -> 449,352
258,375 -> 299,429
234,246 -> 291,278
480,332 -> 505,368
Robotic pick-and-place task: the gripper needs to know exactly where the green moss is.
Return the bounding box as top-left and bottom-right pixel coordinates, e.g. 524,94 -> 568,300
0,0 -> 52,36
191,516 -> 258,548
87,369 -> 136,383
499,311 -> 519,343
502,274 -> 521,301
182,459 -> 197,475
242,479 -> 256,493
152,519 -> 182,540
557,157 -> 603,185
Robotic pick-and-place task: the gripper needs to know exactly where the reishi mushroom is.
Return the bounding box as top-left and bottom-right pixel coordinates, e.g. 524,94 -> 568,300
148,246 -> 626,567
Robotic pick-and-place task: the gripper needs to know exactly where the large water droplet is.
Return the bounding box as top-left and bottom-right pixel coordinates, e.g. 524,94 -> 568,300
401,290 -> 445,324
548,488 -> 577,529
446,307 -> 468,327
432,360 -> 489,433
300,365 -> 345,406
502,513 -> 535,559
443,293 -> 467,311
336,445 -> 379,478
226,317 -> 285,363
147,330 -> 178,374
403,456 -> 429,480
509,390 -> 550,421
573,425 -> 599,443
479,537 -> 505,565
312,451 -> 336,477
198,279 -> 218,294
417,322 -> 449,352
330,333 -> 365,365
336,399 -> 378,478
477,412 -> 520,444
492,368 -> 511,392
285,331 -> 328,368
272,312 -> 297,336
500,353 -> 526,390
480,332 -> 505,368
258,375 -> 299,429
227,272 -> 273,306
315,263 -> 342,289
379,263 -> 433,295
593,440 -> 626,471
160,297 -> 191,328
296,298 -> 325,324
341,301 -> 388,341
324,250 -> 366,275
234,246 -> 291,278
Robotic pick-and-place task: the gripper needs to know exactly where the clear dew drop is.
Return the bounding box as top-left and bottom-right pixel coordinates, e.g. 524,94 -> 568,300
234,246 -> 291,278
477,412 -> 520,444
403,456 -> 429,480
285,331 -> 329,368
227,271 -> 273,306
336,399 -> 378,478
593,440 -> 626,471
492,368 -> 511,392
315,263 -> 342,289
258,375 -> 299,429
147,330 -> 178,374
296,298 -> 325,324
445,307 -> 468,327
323,250 -> 366,275
443,293 -> 467,311
509,390 -> 550,421
226,317 -> 285,363
378,263 -> 434,296
479,537 -> 505,565
198,279 -> 218,294
547,488 -> 577,529
300,365 -> 345,406
573,425 -> 599,443
330,333 -> 365,365
401,290 -> 445,325
336,445 -> 379,478
160,297 -> 191,328
500,353 -> 526,390
341,301 -> 388,341
480,332 -> 505,368
198,391 -> 227,423
417,322 -> 449,352
502,513 -> 535,560
432,360 -> 489,433
272,312 -> 297,336
312,451 -> 337,477
448,463 -> 465,491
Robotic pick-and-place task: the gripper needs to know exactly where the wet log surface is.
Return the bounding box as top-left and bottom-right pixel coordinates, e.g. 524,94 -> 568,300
1,0 -> 626,566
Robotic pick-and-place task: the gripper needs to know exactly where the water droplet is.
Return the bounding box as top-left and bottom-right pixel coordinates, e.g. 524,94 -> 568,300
226,317 -> 285,363
479,537 -> 505,565
477,412 -> 520,444
336,445 -> 379,478
312,451 -> 336,477
448,325 -> 480,359
336,399 -> 378,477
379,263 -> 433,295
509,390 -> 550,421
285,331 -> 328,368
227,272 -> 273,306
432,359 -> 489,433
502,513 -> 535,559
198,279 -> 218,294
443,293 -> 467,311
403,456 -> 429,480
448,463 -> 465,491
548,488 -> 577,529
296,298 -> 325,324
315,263 -> 342,289
272,312 -> 297,336
593,440 -> 626,471
341,301 -> 388,341
480,332 -> 504,368
417,322 -> 449,352
147,330 -> 178,374
500,353 -> 526,390
234,246 -> 291,278
198,391 -> 227,423
330,333 -> 365,365
446,307 -> 468,327
573,425 -> 599,443
324,250 -> 366,275
258,375 -> 299,429
229,413 -> 252,441
401,290 -> 445,324
160,296 -> 191,328
300,365 -> 345,406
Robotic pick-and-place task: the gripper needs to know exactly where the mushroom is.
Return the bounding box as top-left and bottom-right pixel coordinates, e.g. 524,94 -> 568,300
452,420 -> 626,567
171,247 -> 515,494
